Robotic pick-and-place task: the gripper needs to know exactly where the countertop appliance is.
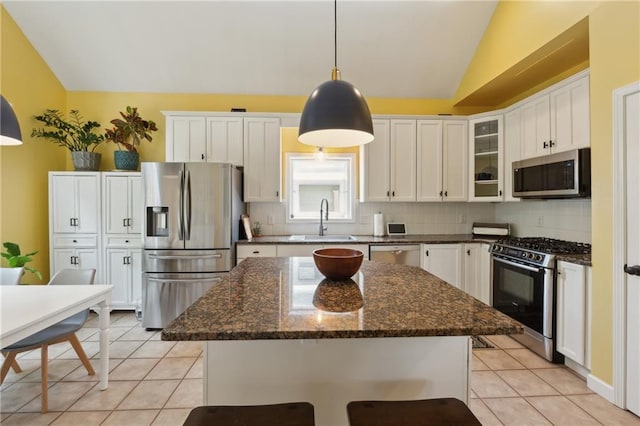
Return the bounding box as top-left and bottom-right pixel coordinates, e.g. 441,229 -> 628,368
513,148 -> 591,199
370,244 -> 421,267
490,237 -> 591,362
141,162 -> 244,329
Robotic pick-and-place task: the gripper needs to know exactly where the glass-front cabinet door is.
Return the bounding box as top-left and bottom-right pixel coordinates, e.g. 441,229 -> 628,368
468,115 -> 504,201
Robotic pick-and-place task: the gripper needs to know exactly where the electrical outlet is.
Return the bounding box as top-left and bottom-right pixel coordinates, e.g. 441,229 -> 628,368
267,215 -> 275,225
458,214 -> 466,224
537,216 -> 544,227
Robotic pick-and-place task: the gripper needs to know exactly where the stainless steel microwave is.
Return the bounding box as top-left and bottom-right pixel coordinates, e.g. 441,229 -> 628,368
513,148 -> 591,199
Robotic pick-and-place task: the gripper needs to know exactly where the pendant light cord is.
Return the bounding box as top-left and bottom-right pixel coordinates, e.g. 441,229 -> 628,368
334,0 -> 337,69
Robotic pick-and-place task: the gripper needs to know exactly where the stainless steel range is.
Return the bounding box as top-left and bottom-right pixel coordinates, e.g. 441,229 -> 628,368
491,237 -> 591,362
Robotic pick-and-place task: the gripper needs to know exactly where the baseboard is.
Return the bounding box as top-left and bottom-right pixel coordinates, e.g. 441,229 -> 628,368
588,374 -> 615,403
564,358 -> 590,379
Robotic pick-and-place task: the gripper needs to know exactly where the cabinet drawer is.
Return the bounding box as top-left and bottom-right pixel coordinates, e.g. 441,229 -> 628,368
53,235 -> 97,247
236,245 -> 277,258
105,236 -> 143,248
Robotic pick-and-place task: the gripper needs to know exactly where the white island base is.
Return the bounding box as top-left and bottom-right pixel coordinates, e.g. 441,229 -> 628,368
204,336 -> 471,426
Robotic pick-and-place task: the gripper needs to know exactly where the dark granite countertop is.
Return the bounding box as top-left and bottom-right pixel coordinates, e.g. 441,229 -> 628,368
162,257 -> 522,341
556,253 -> 592,266
238,234 -> 498,245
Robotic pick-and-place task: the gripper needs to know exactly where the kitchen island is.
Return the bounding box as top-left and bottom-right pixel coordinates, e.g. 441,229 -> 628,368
163,257 -> 522,425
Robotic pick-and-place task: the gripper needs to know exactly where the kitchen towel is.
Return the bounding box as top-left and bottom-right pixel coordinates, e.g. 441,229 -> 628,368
373,213 -> 385,237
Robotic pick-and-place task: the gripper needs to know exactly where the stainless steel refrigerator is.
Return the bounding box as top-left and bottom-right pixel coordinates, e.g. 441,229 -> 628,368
141,162 -> 244,329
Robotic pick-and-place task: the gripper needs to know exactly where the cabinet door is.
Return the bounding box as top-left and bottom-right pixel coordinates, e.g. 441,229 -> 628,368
52,248 -> 75,276
503,108 -> 521,202
443,120 -> 468,201
75,175 -> 100,234
129,175 -> 143,235
243,117 -> 281,202
469,116 -> 503,201
556,261 -> 586,364
207,117 -> 244,165
389,120 -> 416,201
166,116 -> 207,162
550,75 -> 590,153
105,248 -> 130,308
463,243 -> 491,304
520,95 -> 551,159
361,120 -> 391,202
104,175 -> 130,234
422,244 -> 462,289
51,175 -> 78,233
130,249 -> 143,308
416,120 -> 443,201
276,244 -> 323,257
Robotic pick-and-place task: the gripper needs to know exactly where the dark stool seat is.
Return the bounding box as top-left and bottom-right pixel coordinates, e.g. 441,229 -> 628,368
183,402 -> 315,426
347,398 -> 481,426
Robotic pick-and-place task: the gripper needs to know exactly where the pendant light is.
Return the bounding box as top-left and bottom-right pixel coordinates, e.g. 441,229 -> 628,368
0,95 -> 23,146
298,0 -> 374,148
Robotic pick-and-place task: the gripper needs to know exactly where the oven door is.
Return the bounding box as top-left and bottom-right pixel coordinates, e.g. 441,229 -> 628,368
492,256 -> 554,338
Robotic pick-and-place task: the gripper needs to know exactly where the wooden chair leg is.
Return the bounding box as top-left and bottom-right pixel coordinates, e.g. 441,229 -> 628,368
68,334 -> 95,376
1,352 -> 19,383
2,351 -> 22,374
41,344 -> 48,414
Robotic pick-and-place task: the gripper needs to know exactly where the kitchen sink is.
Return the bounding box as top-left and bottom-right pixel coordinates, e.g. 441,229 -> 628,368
288,235 -> 356,242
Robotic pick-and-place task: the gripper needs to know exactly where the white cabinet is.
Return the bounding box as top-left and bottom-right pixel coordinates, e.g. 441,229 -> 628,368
421,244 -> 462,289
463,243 -> 491,305
276,244 -> 324,258
417,120 -> 468,201
237,243 -> 370,263
243,117 -> 281,202
503,108 -> 522,202
468,115 -> 504,201
236,244 -> 277,264
206,117 -> 244,165
49,172 -> 100,234
556,260 -> 591,368
520,73 -> 590,159
165,115 -> 207,162
105,248 -> 142,310
361,119 -> 416,202
103,173 -> 142,236
49,172 -> 101,282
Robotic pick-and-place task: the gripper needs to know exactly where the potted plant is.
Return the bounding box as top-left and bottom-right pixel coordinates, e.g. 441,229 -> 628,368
1,241 -> 42,282
104,106 -> 158,170
31,109 -> 104,171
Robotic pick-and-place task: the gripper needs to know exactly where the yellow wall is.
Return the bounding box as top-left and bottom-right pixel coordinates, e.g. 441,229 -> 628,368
0,8 -> 66,283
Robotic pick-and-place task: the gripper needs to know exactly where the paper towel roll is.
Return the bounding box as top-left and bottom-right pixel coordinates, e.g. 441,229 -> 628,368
373,213 -> 384,237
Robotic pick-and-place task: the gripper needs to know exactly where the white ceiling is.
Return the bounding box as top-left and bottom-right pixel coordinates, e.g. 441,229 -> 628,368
4,1 -> 497,99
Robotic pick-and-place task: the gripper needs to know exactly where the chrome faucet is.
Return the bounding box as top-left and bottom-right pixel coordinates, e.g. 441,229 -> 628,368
319,198 -> 329,236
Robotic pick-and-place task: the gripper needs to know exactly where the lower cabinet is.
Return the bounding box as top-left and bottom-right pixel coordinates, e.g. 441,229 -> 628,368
104,248 -> 143,310
421,244 -> 463,289
463,243 -> 491,305
556,260 -> 591,369
237,243 -> 370,263
236,244 -> 277,264
52,248 -> 99,281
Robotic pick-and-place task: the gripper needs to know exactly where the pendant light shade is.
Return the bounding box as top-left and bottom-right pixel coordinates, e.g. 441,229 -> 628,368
298,0 -> 374,148
0,95 -> 23,146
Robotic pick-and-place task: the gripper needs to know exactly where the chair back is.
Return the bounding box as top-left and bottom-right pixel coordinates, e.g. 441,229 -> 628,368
48,269 -> 96,285
0,267 -> 24,285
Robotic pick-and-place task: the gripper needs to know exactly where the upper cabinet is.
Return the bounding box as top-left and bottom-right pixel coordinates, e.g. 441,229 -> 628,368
165,116 -> 207,162
206,117 -> 244,166
503,108 -> 522,202
49,172 -> 100,234
360,119 -> 416,202
468,115 -> 503,202
520,73 -> 590,159
243,117 -> 281,202
417,120 -> 468,202
103,173 -> 142,236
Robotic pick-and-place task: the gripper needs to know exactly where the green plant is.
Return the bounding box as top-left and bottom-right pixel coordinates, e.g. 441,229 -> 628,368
104,106 -> 158,153
252,221 -> 262,236
31,109 -> 104,152
1,242 -> 42,280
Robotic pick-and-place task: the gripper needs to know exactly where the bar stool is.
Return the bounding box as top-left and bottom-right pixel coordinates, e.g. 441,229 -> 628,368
346,398 -> 481,425
183,402 -> 315,426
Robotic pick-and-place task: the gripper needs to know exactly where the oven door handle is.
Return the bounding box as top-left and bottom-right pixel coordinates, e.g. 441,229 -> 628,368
493,256 -> 543,273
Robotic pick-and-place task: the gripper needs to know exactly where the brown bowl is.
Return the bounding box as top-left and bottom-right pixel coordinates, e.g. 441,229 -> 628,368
312,248 -> 364,281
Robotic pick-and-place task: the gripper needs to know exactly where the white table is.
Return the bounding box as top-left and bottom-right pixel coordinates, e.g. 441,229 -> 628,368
0,285 -> 112,389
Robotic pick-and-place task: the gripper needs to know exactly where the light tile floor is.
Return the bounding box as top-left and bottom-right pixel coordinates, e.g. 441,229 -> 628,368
1,312 -> 639,425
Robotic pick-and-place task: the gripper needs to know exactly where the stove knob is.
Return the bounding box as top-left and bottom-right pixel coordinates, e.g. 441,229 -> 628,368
522,252 -> 527,258
536,254 -> 543,261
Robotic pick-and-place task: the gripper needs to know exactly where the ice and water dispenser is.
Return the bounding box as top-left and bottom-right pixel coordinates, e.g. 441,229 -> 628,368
146,206 -> 169,237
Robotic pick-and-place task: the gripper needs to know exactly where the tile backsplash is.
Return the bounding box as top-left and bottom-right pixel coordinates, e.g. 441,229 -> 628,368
247,199 -> 592,244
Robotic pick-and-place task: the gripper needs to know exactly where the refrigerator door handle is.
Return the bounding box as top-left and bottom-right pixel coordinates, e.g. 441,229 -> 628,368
148,253 -> 223,260
185,170 -> 192,241
179,169 -> 185,240
146,277 -> 223,284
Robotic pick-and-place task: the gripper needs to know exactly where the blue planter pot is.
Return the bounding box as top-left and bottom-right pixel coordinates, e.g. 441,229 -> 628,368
114,151 -> 139,171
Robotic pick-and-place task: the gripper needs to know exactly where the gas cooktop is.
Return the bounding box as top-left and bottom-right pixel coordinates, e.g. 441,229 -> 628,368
494,237 -> 591,255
